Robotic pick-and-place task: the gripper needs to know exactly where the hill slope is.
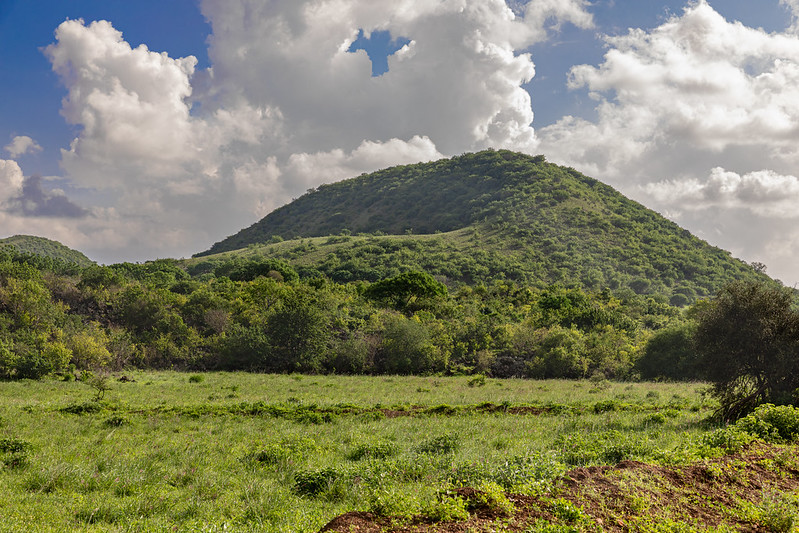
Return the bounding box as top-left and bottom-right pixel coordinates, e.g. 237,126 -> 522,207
0,235 -> 94,267
195,150 -> 768,302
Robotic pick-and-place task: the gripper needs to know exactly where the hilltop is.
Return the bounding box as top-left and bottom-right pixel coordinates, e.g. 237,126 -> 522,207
195,150 -> 767,304
0,234 -> 94,267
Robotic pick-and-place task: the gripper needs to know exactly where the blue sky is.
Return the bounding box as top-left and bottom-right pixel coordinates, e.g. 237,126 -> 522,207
1,0 -> 798,286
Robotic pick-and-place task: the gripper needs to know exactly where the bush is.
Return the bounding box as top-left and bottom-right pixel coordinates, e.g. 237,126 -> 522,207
347,441 -> 399,461
375,315 -> 446,375
415,433 -> 460,455
293,468 -> 344,498
637,322 -> 700,380
555,431 -> 654,466
694,281 -> 799,420
422,492 -> 470,521
736,404 -> 799,443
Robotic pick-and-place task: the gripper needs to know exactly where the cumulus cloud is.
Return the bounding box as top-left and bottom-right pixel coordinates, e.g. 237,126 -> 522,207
7,175 -> 89,218
646,168 -> 799,219
4,136 -> 42,158
199,0 -> 593,155
540,1 -> 799,176
31,2 -> 592,262
534,0 -> 799,284
0,160 -> 24,204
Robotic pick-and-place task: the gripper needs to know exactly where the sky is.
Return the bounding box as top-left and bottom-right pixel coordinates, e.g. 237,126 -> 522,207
1,0 -> 798,287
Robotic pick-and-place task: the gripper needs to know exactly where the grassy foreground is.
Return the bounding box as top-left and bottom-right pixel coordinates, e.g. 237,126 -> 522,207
0,372 -> 762,532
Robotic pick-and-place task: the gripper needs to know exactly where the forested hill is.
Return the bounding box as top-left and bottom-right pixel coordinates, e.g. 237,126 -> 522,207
0,235 -> 94,267
195,150 -> 768,303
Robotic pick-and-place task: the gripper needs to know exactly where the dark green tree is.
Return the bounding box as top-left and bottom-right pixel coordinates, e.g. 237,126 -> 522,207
364,271 -> 447,310
636,322 -> 701,380
694,281 -> 799,420
265,292 -> 331,373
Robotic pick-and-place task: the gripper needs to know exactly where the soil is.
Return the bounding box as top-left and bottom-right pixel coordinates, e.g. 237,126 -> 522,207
318,443 -> 799,532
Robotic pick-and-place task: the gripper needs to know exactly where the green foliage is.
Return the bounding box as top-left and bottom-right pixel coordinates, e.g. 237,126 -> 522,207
736,404 -> 799,443
347,441 -> 399,461
265,291 -> 331,373
694,281 -> 799,420
197,150 -> 767,302
0,235 -> 94,267
415,433 -> 460,455
213,257 -> 298,283
422,491 -> 470,521
555,430 -> 655,466
637,322 -> 701,380
754,492 -> 798,533
375,315 -> 446,375
364,271 -> 447,310
0,437 -> 32,465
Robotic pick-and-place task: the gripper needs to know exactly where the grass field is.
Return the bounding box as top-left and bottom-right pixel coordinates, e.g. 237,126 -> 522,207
0,373 -> 731,532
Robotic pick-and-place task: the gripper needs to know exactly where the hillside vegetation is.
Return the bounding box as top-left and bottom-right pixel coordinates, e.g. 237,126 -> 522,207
0,151 -> 785,388
0,235 -> 94,267
197,150 -> 767,304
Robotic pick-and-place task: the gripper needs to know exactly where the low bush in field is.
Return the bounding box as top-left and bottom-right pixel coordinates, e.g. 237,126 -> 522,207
415,433 -> 460,455
450,452 -> 566,495
701,404 -> 799,454
347,441 -> 399,461
0,437 -> 32,469
555,431 -> 655,466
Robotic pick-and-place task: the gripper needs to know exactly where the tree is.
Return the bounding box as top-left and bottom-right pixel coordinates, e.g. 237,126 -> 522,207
364,271 -> 447,311
694,281 -> 799,420
266,292 -> 331,373
636,322 -> 700,381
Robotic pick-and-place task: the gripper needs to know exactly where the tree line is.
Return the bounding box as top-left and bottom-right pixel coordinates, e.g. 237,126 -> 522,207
0,248 -> 794,419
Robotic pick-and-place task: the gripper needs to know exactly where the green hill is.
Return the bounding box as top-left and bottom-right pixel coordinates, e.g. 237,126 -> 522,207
195,150 -> 769,304
0,235 -> 94,267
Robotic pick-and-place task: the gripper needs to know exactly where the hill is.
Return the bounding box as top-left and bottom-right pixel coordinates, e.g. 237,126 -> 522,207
0,235 -> 94,267
195,150 -> 768,304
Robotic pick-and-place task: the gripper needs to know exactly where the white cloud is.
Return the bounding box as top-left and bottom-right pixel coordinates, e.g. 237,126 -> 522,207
535,1 -> 799,285
4,136 -> 42,158
646,168 -> 799,219
0,160 -> 24,204
198,0 -> 593,155
541,1 -> 799,176
29,2 -> 592,262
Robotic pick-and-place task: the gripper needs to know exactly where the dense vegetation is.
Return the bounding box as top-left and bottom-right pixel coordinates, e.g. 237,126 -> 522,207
198,150 -> 769,305
0,247 -> 682,382
0,235 -> 94,268
0,151 -> 792,421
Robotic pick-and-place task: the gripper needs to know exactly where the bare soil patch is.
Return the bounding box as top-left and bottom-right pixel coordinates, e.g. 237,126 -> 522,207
319,444 -> 799,532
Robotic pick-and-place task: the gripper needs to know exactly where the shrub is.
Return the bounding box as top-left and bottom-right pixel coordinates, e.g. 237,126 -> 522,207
293,467 -> 349,500
693,281 -> 799,420
60,401 -> 105,415
469,481 -> 514,515
103,415 -> 128,427
755,492 -> 798,533
347,441 -> 399,461
415,433 -> 460,455
422,491 -> 470,521
0,437 -> 32,469
368,485 -> 418,517
736,404 -> 799,443
555,431 -> 654,466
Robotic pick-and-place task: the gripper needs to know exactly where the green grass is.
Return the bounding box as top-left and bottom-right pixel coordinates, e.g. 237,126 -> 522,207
0,373 -> 716,532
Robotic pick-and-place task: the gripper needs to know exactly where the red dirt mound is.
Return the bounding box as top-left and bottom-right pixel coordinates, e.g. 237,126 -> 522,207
319,444 -> 799,532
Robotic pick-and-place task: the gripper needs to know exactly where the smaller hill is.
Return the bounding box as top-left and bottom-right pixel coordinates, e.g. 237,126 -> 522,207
0,235 -> 94,267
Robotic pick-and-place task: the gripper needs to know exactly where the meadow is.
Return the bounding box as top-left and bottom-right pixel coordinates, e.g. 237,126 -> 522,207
0,372 -> 724,532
